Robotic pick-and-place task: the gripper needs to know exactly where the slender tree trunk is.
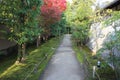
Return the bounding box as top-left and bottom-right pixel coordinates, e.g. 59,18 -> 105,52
46,35 -> 48,41
16,44 -> 22,63
37,35 -> 41,47
21,43 -> 26,62
16,43 -> 26,63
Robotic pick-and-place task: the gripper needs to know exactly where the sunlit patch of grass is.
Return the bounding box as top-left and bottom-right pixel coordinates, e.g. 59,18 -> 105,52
0,37 -> 62,80
0,63 -> 26,78
73,45 -> 84,63
72,42 -> 92,63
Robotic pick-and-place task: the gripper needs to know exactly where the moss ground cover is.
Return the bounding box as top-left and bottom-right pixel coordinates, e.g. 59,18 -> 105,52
73,42 -> 116,80
0,37 -> 62,80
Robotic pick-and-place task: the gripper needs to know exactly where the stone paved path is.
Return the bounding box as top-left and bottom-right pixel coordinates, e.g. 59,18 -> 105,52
39,34 -> 85,80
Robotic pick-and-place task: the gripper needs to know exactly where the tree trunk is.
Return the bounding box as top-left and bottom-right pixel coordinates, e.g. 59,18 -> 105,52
37,35 -> 41,47
46,35 -> 48,41
43,36 -> 45,41
16,44 -> 22,63
21,43 -> 26,62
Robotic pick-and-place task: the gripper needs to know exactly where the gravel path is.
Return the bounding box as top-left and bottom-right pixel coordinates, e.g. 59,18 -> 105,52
39,34 -> 85,80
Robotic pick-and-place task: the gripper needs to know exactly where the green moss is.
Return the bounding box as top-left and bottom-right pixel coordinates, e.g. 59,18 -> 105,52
0,54 -> 17,76
0,37 -> 62,80
72,44 -> 116,80
97,62 -> 116,80
73,46 -> 84,63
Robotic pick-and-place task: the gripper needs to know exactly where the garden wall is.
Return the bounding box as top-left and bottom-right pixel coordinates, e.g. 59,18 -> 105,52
0,25 -> 16,55
87,20 -> 120,57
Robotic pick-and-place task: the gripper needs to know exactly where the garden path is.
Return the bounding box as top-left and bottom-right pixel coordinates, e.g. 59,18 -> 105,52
39,34 -> 85,80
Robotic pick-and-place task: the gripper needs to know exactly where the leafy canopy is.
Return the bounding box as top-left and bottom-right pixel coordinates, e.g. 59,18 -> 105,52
41,0 -> 66,25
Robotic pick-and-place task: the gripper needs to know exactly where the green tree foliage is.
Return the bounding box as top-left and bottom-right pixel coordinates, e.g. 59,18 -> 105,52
51,14 -> 66,37
105,11 -> 120,25
97,10 -> 120,80
0,0 -> 18,24
0,0 -> 42,62
97,31 -> 120,80
65,0 -> 93,46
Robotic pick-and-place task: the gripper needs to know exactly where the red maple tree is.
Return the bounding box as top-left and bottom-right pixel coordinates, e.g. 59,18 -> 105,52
41,0 -> 66,24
